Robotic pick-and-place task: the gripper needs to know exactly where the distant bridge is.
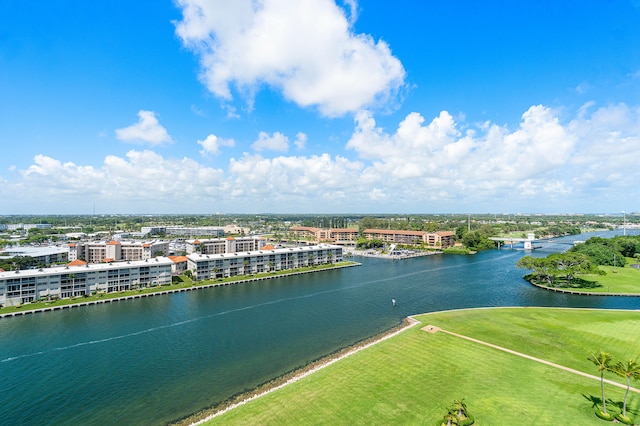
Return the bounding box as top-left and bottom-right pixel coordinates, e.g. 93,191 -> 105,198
489,233 -> 536,250
490,234 -> 584,250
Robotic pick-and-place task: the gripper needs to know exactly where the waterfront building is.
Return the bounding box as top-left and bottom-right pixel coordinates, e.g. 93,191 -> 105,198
186,244 -> 343,281
167,255 -> 188,276
427,231 -> 455,248
0,246 -> 69,266
363,229 -> 455,248
185,236 -> 267,255
289,226 -> 359,245
0,257 -> 173,307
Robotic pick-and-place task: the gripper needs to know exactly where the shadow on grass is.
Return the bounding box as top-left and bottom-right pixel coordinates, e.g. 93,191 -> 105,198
582,394 -> 640,417
566,277 -> 602,289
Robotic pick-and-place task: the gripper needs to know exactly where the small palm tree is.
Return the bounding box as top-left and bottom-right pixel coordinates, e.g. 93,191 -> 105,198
443,409 -> 460,426
451,399 -> 467,418
588,351 -> 613,414
613,359 -> 640,418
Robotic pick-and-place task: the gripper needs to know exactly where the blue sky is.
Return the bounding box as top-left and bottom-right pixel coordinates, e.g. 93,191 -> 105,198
1,0 -> 639,215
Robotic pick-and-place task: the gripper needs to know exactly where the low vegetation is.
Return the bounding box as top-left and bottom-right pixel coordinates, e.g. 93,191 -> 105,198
189,308 -> 639,425
518,235 -> 640,294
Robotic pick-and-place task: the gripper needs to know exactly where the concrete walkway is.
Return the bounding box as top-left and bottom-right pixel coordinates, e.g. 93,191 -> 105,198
423,324 -> 640,394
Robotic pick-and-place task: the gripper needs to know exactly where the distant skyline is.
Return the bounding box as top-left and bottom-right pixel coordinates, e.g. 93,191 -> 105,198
1,1 -> 639,215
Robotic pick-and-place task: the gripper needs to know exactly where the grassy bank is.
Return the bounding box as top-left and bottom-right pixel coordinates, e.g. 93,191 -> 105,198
576,264 -> 640,294
0,261 -> 359,315
529,263 -> 640,295
202,307 -> 640,425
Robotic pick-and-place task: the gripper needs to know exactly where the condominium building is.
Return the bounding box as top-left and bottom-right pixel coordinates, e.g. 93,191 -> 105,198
141,226 -> 225,237
187,244 -> 343,281
185,236 -> 267,255
0,246 -> 69,266
425,231 -> 456,248
68,240 -> 170,263
363,229 -> 455,248
289,226 -> 359,245
0,257 -> 173,307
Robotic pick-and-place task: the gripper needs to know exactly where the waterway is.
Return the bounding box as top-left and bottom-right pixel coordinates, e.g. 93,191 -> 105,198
0,231 -> 638,425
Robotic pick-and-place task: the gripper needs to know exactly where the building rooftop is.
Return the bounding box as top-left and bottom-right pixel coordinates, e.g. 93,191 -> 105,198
0,257 -> 174,279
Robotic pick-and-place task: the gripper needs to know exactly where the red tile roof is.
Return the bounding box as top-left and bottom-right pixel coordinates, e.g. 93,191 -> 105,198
68,259 -> 88,267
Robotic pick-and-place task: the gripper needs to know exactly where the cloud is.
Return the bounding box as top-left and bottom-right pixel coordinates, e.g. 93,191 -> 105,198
575,81 -> 590,94
251,131 -> 289,152
174,0 -> 405,117
4,102 -> 640,213
294,132 -> 308,150
115,110 -> 173,145
4,150 -> 226,212
190,105 -> 206,116
198,134 -> 235,156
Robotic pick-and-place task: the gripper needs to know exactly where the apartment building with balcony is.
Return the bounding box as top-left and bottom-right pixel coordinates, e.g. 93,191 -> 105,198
363,229 -> 455,248
0,257 -> 173,307
186,244 -> 343,281
68,240 -> 169,263
185,236 -> 267,255
289,226 -> 358,245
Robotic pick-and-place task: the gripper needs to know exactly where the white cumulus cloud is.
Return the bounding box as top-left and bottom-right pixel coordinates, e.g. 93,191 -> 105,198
4,102 -> 640,213
294,132 -> 308,150
198,134 -> 235,156
115,110 -> 172,145
174,0 -> 405,117
252,131 -> 290,152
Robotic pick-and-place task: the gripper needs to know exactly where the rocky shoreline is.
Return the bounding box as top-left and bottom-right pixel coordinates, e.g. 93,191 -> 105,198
170,317 -> 419,426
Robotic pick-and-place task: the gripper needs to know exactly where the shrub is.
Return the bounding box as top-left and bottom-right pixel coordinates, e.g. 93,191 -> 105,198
595,410 -> 615,421
615,413 -> 634,425
460,414 -> 475,426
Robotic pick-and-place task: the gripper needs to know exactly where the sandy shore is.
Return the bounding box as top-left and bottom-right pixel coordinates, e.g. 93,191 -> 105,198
171,317 -> 420,426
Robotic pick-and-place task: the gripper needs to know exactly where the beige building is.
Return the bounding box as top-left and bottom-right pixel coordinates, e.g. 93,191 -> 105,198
185,236 -> 267,255
68,240 -> 170,263
363,229 -> 455,248
289,226 -> 359,245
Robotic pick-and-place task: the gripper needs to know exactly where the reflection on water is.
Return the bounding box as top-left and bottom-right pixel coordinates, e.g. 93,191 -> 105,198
0,230 -> 638,425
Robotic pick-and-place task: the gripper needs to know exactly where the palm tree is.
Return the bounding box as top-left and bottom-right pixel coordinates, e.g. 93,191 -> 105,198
588,351 -> 613,414
68,273 -> 75,298
443,409 -> 460,426
451,399 -> 467,418
613,359 -> 640,418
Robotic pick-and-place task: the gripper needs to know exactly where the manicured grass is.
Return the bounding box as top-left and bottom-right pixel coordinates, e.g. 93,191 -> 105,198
0,261 -> 358,314
576,263 -> 640,294
203,308 -> 640,425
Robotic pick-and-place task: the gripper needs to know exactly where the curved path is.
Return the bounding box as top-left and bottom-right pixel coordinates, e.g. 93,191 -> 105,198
424,324 -> 640,394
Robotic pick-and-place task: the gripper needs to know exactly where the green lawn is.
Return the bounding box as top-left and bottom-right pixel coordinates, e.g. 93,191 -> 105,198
575,263 -> 640,294
199,308 -> 640,425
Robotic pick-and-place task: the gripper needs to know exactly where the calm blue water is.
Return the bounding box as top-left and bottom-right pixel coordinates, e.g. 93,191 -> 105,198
0,231 -> 638,425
